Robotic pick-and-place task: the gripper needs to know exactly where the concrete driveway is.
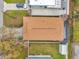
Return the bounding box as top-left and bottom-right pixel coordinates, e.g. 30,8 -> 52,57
4,2 -> 29,12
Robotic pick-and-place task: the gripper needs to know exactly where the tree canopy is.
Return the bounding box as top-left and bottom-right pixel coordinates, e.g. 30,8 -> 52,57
0,39 -> 28,59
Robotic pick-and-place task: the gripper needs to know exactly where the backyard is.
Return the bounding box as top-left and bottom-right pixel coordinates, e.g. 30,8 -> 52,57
4,0 -> 25,3
4,10 -> 29,28
29,43 -> 65,59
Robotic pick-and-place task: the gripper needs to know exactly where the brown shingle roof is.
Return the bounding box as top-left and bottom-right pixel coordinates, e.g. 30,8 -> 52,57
23,17 -> 64,41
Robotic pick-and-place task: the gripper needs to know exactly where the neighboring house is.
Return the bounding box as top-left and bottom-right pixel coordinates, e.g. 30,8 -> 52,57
28,0 -> 69,16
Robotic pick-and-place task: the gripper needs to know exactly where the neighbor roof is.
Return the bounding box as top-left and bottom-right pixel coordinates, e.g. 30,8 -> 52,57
23,17 -> 64,41
29,0 -> 55,6
27,55 -> 52,59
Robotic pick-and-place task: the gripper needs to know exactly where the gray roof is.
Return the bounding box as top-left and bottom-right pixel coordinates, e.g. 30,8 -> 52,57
27,55 -> 52,59
27,57 -> 52,59
30,0 -> 69,16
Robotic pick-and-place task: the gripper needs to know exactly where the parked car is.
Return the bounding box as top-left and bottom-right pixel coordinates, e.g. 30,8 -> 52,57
16,3 -> 28,9
16,3 -> 24,8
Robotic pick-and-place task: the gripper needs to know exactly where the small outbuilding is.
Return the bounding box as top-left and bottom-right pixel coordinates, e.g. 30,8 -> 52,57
59,44 -> 68,55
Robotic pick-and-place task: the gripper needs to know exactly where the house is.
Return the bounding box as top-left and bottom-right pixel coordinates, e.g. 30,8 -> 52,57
28,0 -> 69,16
23,16 -> 65,42
29,0 -> 61,8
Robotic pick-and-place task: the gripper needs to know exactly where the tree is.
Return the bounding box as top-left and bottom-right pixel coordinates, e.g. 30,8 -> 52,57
0,39 -> 28,59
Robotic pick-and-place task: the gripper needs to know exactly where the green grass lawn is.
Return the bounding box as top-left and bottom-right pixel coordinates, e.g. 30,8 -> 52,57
4,0 -> 25,3
29,43 -> 65,59
4,10 -> 29,28
73,20 -> 79,42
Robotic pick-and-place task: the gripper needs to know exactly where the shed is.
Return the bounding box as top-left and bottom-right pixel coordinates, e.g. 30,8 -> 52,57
59,44 -> 67,55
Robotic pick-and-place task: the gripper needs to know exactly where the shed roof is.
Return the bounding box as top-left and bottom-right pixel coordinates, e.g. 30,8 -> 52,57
27,55 -> 52,59
23,17 -> 64,41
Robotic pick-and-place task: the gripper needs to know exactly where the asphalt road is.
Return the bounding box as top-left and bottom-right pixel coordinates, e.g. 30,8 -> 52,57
0,0 -> 3,28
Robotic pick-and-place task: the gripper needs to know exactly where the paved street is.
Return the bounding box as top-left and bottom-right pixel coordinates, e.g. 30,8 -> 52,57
0,0 -> 4,28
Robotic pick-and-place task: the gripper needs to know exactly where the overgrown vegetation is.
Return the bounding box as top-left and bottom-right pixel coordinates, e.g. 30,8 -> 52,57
68,0 -> 79,59
0,39 -> 28,59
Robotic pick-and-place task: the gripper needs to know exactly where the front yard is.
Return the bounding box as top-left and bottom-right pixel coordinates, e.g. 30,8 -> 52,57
29,43 -> 65,59
4,10 -> 29,28
4,0 -> 25,3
